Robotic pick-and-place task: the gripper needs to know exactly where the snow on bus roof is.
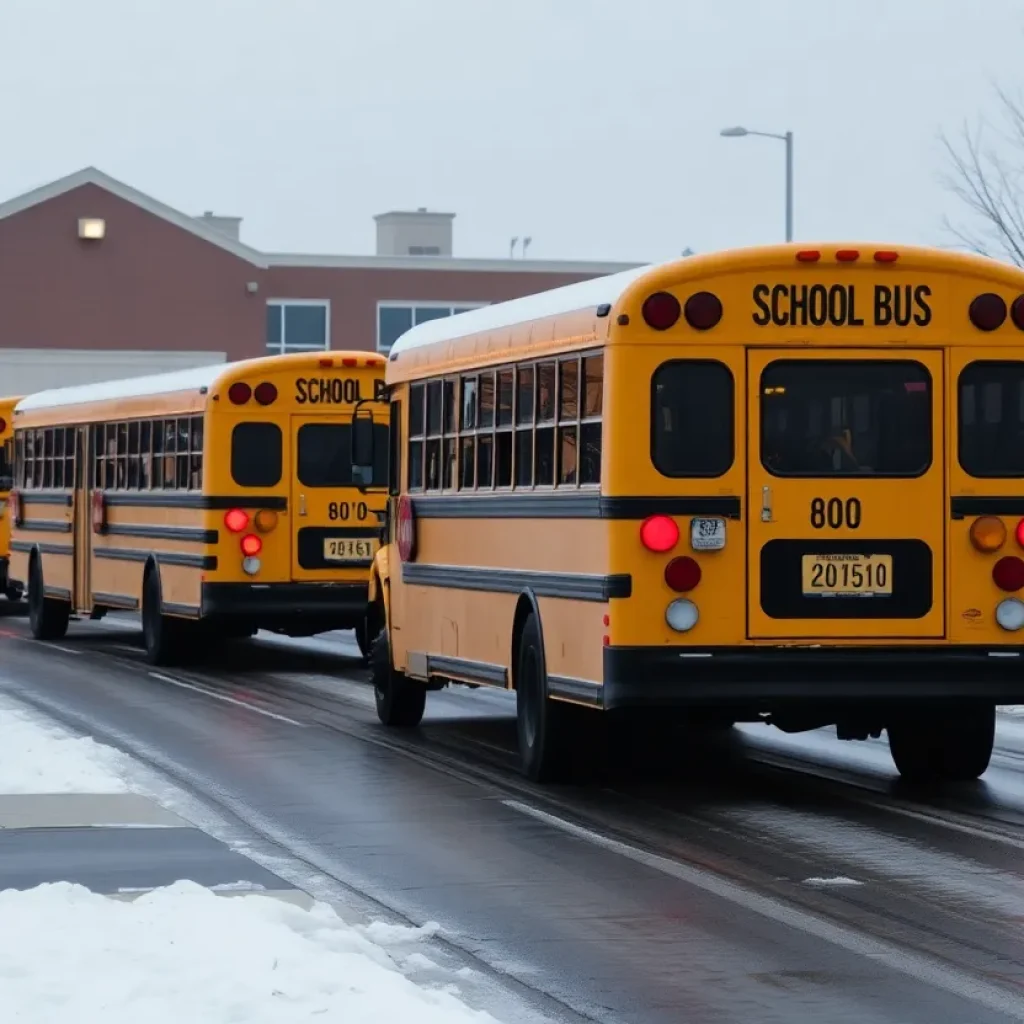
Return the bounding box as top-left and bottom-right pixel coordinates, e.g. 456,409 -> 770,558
389,262 -> 656,355
15,360 -> 234,413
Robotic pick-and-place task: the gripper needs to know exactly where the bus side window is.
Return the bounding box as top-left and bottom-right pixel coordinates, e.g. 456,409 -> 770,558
389,399 -> 402,497
408,383 -> 425,491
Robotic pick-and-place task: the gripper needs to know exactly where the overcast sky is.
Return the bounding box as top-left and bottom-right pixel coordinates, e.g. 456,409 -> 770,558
2,0 -> 1021,263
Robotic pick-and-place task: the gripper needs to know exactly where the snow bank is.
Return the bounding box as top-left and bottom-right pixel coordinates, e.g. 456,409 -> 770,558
0,704 -> 129,793
0,880 -> 496,1023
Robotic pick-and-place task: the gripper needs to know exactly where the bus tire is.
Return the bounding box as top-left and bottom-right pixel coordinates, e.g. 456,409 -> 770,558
515,611 -> 568,783
371,627 -> 425,727
354,618 -> 372,661
27,556 -> 69,641
888,705 -> 995,783
141,567 -> 180,667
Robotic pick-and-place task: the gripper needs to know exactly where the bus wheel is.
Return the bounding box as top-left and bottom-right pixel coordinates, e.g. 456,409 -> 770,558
5,583 -> 24,603
888,705 -> 995,783
515,612 -> 568,783
141,569 -> 179,667
371,627 -> 425,727
354,619 -> 372,661
27,558 -> 69,641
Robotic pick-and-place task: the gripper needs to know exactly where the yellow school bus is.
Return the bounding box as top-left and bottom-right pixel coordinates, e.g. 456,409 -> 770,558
10,351 -> 387,664
368,242 -> 1024,784
0,396 -> 25,602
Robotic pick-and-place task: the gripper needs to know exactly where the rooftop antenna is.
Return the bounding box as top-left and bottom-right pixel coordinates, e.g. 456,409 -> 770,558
522,236 -> 532,258
509,236 -> 519,258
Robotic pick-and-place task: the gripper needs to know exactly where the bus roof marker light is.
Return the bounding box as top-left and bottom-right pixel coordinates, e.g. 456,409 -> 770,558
835,250 -> 860,262
874,250 -> 899,263
342,357 -> 358,367
1010,295 -> 1024,331
795,250 -> 820,262
683,291 -> 723,331
992,555 -> 1024,592
253,382 -> 278,405
319,357 -> 333,368
640,515 -> 679,553
227,382 -> 251,404
641,291 -> 681,331
969,293 -> 1007,332
970,515 -> 1006,553
224,508 -> 249,533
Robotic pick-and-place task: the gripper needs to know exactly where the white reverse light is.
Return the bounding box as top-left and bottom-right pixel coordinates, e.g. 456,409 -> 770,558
666,598 -> 699,632
242,556 -> 261,576
996,598 -> 1024,631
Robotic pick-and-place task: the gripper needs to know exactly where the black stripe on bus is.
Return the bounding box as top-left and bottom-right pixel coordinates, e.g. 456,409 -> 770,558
425,654 -> 508,687
92,591 -> 140,610
19,519 -> 72,534
951,496 -> 1024,519
401,562 -> 631,601
104,524 -> 218,544
12,540 -> 73,556
101,492 -> 287,511
409,493 -> 741,519
93,547 -> 217,570
19,490 -> 73,507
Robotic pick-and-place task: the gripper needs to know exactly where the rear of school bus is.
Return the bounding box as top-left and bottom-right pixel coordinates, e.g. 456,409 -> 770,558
0,397 -> 23,600
201,351 -> 389,650
601,243 -> 1024,783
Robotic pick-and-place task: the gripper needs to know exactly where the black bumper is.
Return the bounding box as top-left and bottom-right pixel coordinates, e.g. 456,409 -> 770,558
201,581 -> 368,624
602,645 -> 1024,710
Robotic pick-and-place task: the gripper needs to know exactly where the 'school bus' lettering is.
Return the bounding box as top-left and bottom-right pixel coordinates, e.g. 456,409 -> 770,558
369,243 -> 1024,789
295,377 -> 387,405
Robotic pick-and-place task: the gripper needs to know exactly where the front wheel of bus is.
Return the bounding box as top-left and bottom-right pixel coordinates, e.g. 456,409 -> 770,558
888,705 -> 995,783
371,627 -> 425,727
28,558 -> 69,641
515,612 -> 568,783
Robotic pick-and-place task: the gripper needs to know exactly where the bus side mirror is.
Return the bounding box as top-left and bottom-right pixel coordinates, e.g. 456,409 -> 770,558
351,411 -> 375,487
376,505 -> 389,542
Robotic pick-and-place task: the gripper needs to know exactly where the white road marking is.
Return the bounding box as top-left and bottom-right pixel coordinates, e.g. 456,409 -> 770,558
803,876 -> 863,887
502,799 -> 1024,1020
147,672 -> 305,727
40,642 -> 80,656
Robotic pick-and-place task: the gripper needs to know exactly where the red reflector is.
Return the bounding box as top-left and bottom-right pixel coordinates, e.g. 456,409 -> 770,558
795,250 -> 820,262
835,249 -> 860,262
683,291 -> 723,331
1016,519 -> 1024,549
969,293 -> 1007,332
0,417 -> 6,433
228,382 -> 251,405
1011,295 -> 1024,331
319,357 -> 333,368
664,556 -> 701,592
241,534 -> 262,557
640,515 -> 679,553
342,357 -> 358,367
224,508 -> 249,532
253,382 -> 278,405
993,555 -> 1024,591
641,292 -> 681,331
874,250 -> 899,263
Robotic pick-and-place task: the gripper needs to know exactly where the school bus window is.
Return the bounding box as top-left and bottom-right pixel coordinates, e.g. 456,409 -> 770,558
558,358 -> 579,486
477,425 -> 494,489
442,378 -> 457,490
424,381 -> 442,491
958,360 -> 1024,477
297,422 -> 388,488
458,374 -> 477,489
761,360 -> 930,478
652,360 -> 734,478
231,422 -> 282,488
407,382 -> 425,491
479,372 -> 495,430
536,361 -> 556,486
515,365 -> 535,487
579,353 -> 603,486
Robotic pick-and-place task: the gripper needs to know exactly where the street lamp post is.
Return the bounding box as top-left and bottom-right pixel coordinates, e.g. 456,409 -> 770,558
720,126 -> 794,242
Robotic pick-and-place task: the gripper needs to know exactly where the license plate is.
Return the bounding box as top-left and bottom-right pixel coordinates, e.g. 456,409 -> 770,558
801,553 -> 893,596
323,538 -> 376,562
691,516 -> 726,551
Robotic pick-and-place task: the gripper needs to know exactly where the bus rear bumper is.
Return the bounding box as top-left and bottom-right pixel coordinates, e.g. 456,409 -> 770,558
201,581 -> 368,634
600,644 -> 1024,710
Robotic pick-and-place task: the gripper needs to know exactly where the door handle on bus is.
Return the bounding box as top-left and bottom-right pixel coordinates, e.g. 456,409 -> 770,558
299,493 -> 307,516
761,485 -> 773,523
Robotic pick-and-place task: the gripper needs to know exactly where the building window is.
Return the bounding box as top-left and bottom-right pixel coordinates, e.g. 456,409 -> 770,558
376,302 -> 487,355
266,301 -> 330,354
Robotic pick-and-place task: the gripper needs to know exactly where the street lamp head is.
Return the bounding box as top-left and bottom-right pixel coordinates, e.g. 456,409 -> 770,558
720,126 -> 749,138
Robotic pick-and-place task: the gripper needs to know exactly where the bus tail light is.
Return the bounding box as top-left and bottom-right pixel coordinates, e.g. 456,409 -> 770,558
242,556 -> 261,576
640,515 -> 679,553
1012,296 -> 1024,331
641,292 -> 681,331
992,555 -> 1024,591
666,598 -> 699,632
253,382 -> 278,405
683,292 -> 723,331
970,516 -> 1006,553
224,508 -> 249,532
254,509 -> 278,533
240,534 -> 262,557
996,598 -> 1024,631
665,556 -> 701,592
969,293 -> 1007,332
228,382 -> 252,405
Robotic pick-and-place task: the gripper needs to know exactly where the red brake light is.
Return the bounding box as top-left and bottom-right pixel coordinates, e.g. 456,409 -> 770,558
993,555 -> 1024,591
664,556 -> 701,592
253,382 -> 278,405
795,250 -> 820,262
640,515 -> 679,553
642,292 -> 681,331
683,291 -> 723,331
228,382 -> 252,404
224,508 -> 249,532
835,249 -> 860,262
1016,519 -> 1024,549
969,293 -> 1007,332
1010,295 -> 1024,331
241,534 -> 262,557
874,250 -> 899,263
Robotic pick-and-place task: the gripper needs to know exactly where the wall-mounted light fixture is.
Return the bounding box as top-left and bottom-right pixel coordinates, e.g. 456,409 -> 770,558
78,217 -> 106,240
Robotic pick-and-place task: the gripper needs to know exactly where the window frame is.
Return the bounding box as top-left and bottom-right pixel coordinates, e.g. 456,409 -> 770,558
957,359 -> 1024,479
265,299 -> 331,355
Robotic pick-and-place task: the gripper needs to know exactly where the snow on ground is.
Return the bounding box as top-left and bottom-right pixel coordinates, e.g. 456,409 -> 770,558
0,880 -> 497,1024
0,700 -> 130,793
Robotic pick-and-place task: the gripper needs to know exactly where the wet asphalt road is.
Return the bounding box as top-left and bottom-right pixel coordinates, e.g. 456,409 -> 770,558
3,606 -> 1024,1022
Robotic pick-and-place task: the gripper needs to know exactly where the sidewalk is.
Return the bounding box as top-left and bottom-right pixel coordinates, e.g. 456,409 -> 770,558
0,697 -> 498,1023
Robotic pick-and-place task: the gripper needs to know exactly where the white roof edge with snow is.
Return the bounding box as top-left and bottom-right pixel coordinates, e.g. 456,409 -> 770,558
389,263 -> 658,355
15,360 -> 237,414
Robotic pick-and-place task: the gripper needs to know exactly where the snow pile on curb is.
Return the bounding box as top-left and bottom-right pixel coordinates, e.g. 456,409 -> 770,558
0,880 -> 496,1023
0,704 -> 129,793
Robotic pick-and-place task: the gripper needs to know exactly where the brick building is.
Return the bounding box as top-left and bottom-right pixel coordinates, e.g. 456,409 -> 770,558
0,167 -> 642,393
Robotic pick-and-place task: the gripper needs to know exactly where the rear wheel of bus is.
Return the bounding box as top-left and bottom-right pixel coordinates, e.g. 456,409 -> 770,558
27,556 -> 69,641
141,567 -> 182,667
515,612 -> 571,783
887,704 -> 995,783
371,627 -> 425,727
